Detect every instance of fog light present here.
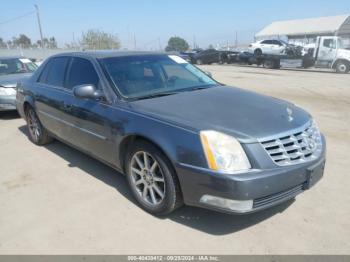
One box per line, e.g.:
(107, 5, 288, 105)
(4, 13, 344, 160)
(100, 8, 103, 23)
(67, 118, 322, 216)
(200, 195, 253, 212)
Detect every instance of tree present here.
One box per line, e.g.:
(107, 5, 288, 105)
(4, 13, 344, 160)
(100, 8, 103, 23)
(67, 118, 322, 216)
(80, 29, 121, 50)
(165, 36, 189, 52)
(14, 34, 31, 48)
(0, 38, 6, 48)
(49, 37, 57, 48)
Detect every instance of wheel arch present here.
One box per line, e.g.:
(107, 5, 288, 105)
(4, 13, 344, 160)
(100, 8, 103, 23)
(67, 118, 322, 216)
(332, 59, 350, 69)
(20, 96, 35, 118)
(119, 134, 175, 175)
(119, 133, 184, 198)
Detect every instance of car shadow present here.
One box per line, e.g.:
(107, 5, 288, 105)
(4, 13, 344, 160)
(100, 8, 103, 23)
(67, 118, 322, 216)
(0, 110, 20, 119)
(18, 125, 294, 236)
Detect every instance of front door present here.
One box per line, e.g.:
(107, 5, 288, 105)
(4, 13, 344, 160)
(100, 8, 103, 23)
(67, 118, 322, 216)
(64, 57, 116, 165)
(317, 38, 337, 67)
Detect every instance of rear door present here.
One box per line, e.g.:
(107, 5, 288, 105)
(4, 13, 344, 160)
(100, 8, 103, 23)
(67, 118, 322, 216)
(35, 56, 74, 140)
(64, 57, 116, 164)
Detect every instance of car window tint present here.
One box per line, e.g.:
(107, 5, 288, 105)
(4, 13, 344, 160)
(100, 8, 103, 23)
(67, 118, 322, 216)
(264, 40, 275, 45)
(272, 40, 281, 45)
(38, 60, 52, 83)
(67, 58, 99, 89)
(45, 57, 69, 87)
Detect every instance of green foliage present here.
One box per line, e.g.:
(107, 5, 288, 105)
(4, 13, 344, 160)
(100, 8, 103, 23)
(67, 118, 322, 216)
(165, 36, 189, 52)
(81, 29, 121, 50)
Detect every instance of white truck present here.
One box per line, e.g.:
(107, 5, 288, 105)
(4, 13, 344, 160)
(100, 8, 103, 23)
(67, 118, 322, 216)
(250, 36, 350, 73)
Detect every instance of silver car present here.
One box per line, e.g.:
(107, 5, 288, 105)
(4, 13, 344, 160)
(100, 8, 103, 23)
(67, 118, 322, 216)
(0, 56, 37, 111)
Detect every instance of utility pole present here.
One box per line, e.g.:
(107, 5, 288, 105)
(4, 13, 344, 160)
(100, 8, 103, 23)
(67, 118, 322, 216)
(34, 5, 44, 48)
(235, 31, 238, 48)
(133, 33, 136, 50)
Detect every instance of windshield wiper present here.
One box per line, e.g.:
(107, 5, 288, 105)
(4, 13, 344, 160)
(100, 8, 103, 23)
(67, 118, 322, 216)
(185, 84, 217, 92)
(131, 91, 180, 101)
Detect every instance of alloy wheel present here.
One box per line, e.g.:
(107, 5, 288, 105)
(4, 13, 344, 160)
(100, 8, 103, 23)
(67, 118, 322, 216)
(27, 109, 41, 142)
(130, 151, 166, 206)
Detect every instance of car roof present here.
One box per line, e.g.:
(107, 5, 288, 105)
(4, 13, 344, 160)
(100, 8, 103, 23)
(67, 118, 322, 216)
(51, 51, 168, 59)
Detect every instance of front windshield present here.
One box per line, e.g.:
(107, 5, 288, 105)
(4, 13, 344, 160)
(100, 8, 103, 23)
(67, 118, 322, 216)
(100, 54, 217, 99)
(0, 58, 38, 75)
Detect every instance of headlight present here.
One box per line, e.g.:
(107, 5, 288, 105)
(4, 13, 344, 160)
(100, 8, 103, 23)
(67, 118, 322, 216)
(200, 130, 251, 173)
(0, 87, 16, 96)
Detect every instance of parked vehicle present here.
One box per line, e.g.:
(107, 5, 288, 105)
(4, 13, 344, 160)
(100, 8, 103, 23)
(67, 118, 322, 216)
(192, 49, 235, 65)
(249, 39, 288, 56)
(17, 52, 326, 215)
(248, 36, 350, 73)
(0, 56, 37, 111)
(227, 51, 254, 64)
(179, 51, 200, 63)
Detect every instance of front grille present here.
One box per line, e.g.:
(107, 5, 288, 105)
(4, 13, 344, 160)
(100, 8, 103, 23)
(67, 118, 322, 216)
(260, 121, 322, 166)
(253, 184, 304, 209)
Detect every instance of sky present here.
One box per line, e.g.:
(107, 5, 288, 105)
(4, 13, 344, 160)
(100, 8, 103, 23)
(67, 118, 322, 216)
(0, 0, 349, 49)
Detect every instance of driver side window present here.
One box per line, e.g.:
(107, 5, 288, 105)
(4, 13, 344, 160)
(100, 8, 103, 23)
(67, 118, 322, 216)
(66, 58, 100, 90)
(323, 39, 335, 49)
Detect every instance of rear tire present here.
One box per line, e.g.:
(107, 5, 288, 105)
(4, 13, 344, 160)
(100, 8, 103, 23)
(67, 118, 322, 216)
(335, 61, 349, 74)
(125, 141, 183, 215)
(25, 106, 53, 145)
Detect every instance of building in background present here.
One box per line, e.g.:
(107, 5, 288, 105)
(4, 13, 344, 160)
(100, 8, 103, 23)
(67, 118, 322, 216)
(255, 14, 350, 47)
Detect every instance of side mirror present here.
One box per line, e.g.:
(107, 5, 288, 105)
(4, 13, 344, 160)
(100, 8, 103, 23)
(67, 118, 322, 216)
(73, 84, 104, 100)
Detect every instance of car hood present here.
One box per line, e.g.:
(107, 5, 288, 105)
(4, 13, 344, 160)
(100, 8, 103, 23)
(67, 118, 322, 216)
(0, 73, 32, 87)
(130, 86, 311, 142)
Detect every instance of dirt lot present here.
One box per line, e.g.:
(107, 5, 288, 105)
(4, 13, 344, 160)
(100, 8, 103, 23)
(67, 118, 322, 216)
(0, 65, 349, 254)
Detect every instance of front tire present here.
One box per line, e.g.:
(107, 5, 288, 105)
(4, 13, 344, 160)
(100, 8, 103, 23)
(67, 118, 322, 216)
(25, 106, 53, 145)
(254, 48, 262, 56)
(126, 141, 183, 215)
(335, 61, 349, 74)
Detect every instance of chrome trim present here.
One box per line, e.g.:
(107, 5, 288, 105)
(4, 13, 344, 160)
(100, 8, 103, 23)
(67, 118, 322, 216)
(257, 120, 312, 142)
(38, 110, 107, 140)
(259, 120, 323, 166)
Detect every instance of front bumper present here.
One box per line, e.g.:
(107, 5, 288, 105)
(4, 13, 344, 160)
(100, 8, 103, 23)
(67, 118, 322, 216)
(0, 95, 17, 111)
(175, 137, 326, 214)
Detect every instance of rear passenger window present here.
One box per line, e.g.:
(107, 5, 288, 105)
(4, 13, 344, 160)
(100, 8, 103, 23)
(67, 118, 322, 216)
(66, 58, 99, 89)
(38, 61, 52, 83)
(45, 57, 69, 87)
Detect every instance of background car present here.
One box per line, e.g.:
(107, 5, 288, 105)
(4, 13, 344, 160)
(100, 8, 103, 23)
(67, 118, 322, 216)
(249, 39, 303, 57)
(192, 49, 221, 64)
(0, 56, 37, 111)
(249, 39, 288, 56)
(227, 51, 255, 64)
(192, 49, 237, 65)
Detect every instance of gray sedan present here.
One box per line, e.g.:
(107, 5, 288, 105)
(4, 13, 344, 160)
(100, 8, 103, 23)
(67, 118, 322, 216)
(16, 52, 326, 215)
